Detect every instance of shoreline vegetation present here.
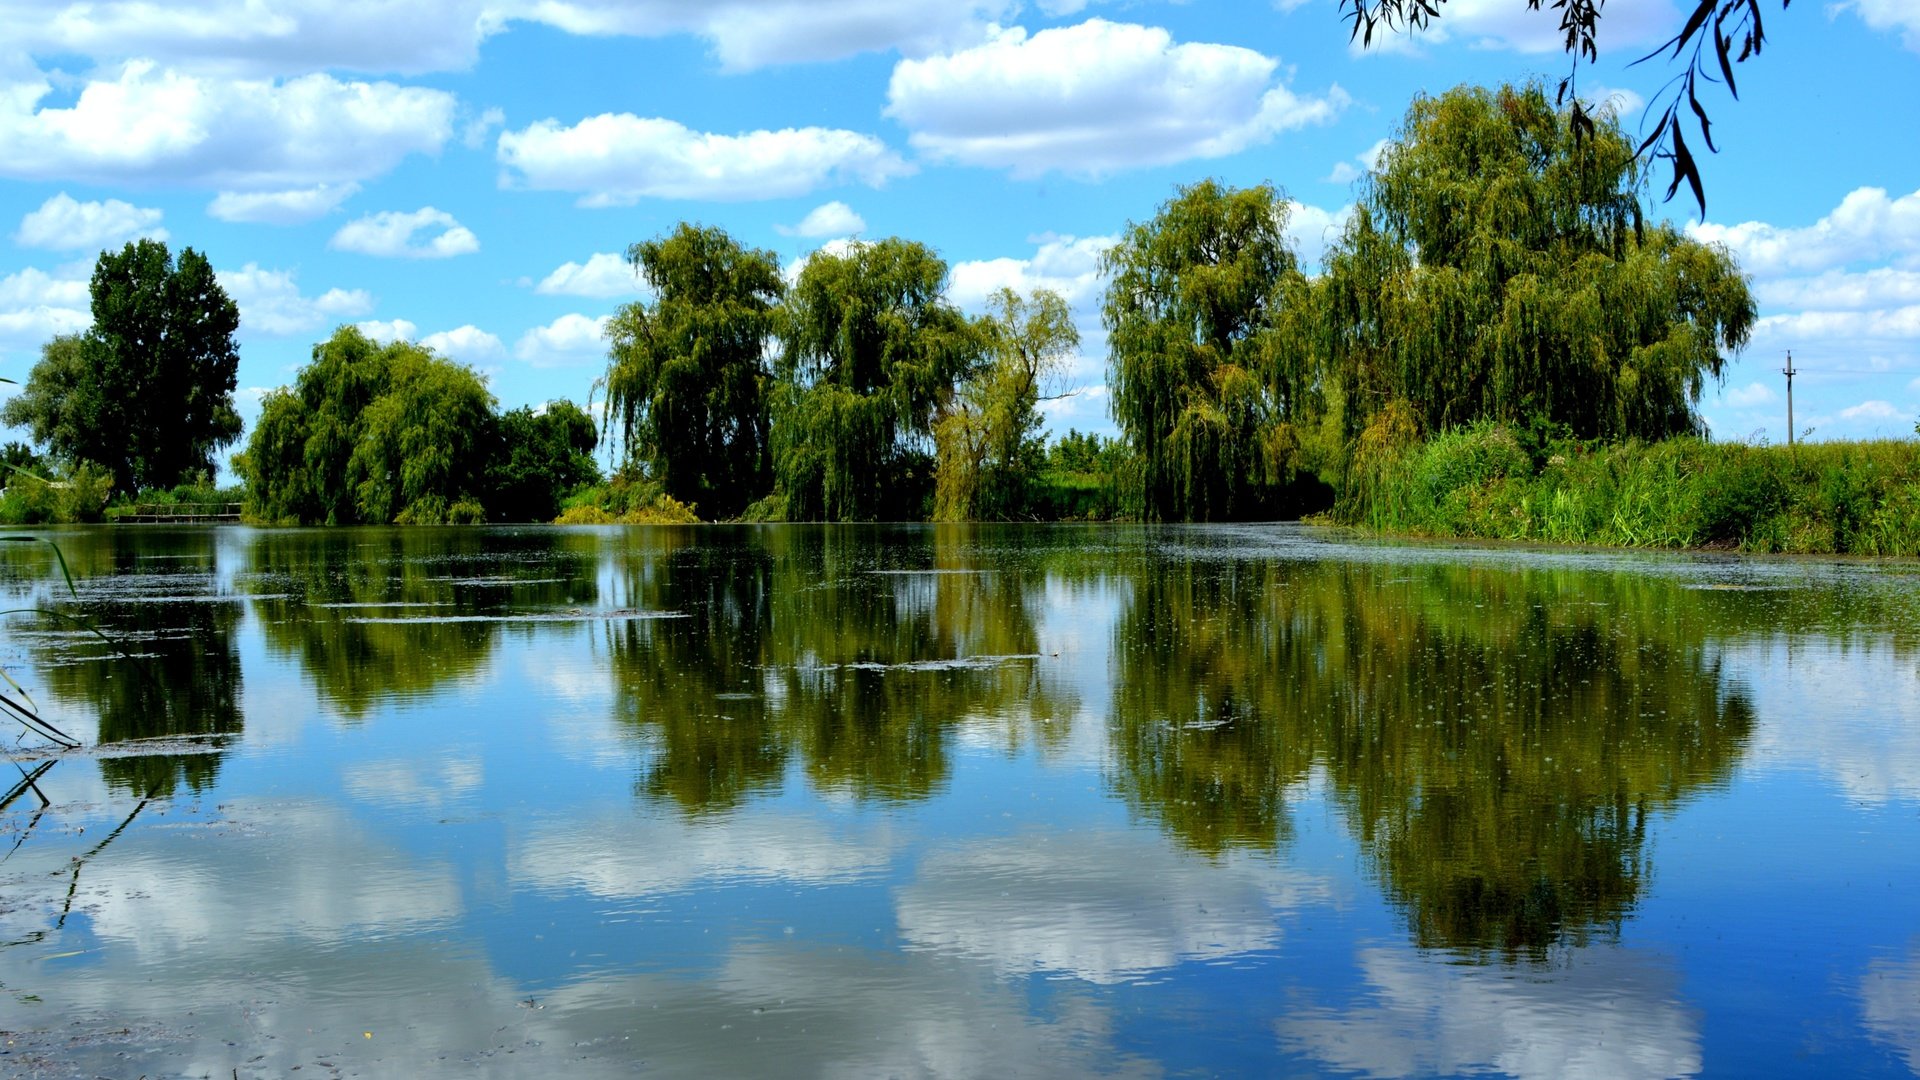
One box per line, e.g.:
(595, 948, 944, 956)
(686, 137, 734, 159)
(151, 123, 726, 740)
(4, 83, 1916, 558)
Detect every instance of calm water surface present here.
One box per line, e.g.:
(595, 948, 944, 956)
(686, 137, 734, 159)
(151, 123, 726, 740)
(1, 524, 1917, 1078)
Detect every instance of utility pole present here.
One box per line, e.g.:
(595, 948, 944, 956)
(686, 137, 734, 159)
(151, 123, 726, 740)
(1783, 350, 1796, 446)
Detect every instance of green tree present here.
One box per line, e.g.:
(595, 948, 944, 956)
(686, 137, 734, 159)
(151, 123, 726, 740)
(933, 287, 1078, 521)
(1103, 180, 1309, 521)
(772, 238, 981, 521)
(488, 400, 602, 521)
(237, 326, 496, 524)
(1307, 83, 1756, 469)
(603, 224, 784, 519)
(1, 241, 242, 492)
(1340, 0, 1787, 213)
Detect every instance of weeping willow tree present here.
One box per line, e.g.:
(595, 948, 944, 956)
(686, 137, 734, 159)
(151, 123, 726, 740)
(1103, 180, 1311, 522)
(1306, 83, 1757, 469)
(933, 287, 1077, 521)
(602, 223, 784, 520)
(772, 238, 981, 521)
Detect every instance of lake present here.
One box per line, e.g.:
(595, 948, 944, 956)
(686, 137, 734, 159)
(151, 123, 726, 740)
(1, 523, 1917, 1078)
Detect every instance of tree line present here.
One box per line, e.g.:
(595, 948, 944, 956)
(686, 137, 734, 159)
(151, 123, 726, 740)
(2, 83, 1759, 525)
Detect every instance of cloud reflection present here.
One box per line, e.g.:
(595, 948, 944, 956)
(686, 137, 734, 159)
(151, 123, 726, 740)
(1278, 946, 1701, 1080)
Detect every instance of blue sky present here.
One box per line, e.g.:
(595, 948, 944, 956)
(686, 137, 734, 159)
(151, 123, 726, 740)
(0, 0, 1915, 475)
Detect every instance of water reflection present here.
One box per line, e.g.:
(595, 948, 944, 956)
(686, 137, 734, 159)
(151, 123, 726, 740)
(248, 528, 600, 717)
(1108, 560, 1756, 957)
(602, 526, 1077, 807)
(16, 532, 242, 795)
(1278, 945, 1701, 1079)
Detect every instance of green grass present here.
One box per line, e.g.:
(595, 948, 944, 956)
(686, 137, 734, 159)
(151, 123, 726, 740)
(1340, 423, 1920, 556)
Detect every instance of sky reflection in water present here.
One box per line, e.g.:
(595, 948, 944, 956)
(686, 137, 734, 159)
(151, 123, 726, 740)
(0, 524, 1916, 1078)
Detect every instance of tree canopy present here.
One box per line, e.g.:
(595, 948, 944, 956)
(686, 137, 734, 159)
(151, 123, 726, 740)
(1304, 83, 1755, 463)
(603, 224, 783, 520)
(933, 287, 1077, 521)
(1339, 0, 1789, 213)
(773, 238, 981, 521)
(1, 239, 242, 492)
(1102, 179, 1308, 521)
(239, 326, 498, 524)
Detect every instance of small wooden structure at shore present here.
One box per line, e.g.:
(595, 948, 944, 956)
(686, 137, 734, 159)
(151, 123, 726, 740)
(115, 502, 244, 525)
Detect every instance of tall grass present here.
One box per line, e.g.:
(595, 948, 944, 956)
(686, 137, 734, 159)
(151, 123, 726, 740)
(1340, 422, 1920, 556)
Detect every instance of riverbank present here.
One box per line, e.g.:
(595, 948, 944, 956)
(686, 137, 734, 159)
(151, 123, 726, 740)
(1340, 425, 1920, 556)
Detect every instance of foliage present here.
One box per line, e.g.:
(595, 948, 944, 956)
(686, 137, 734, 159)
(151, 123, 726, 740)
(1103, 180, 1309, 521)
(236, 326, 497, 524)
(556, 470, 701, 523)
(603, 224, 783, 520)
(0, 241, 242, 493)
(1034, 430, 1131, 521)
(934, 288, 1078, 520)
(1305, 83, 1756, 481)
(489, 400, 601, 522)
(1338, 0, 1788, 214)
(1341, 427, 1920, 555)
(773, 238, 981, 521)
(0, 460, 114, 525)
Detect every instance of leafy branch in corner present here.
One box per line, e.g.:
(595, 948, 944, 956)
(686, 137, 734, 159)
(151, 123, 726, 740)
(1339, 0, 1790, 215)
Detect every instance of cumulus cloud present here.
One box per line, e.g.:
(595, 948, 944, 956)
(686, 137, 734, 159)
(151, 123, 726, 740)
(1755, 307, 1920, 342)
(513, 0, 1016, 71)
(14, 192, 166, 251)
(0, 263, 92, 355)
(218, 263, 373, 336)
(1839, 0, 1920, 51)
(514, 312, 609, 367)
(948, 233, 1115, 311)
(1287, 200, 1354, 273)
(1350, 0, 1678, 55)
(355, 319, 418, 345)
(0, 61, 456, 192)
(535, 252, 645, 298)
(1723, 382, 1778, 407)
(886, 20, 1348, 176)
(1839, 399, 1902, 421)
(207, 182, 359, 225)
(497, 115, 911, 205)
(330, 207, 480, 259)
(422, 324, 507, 364)
(1754, 268, 1920, 312)
(776, 200, 866, 238)
(1690, 187, 1920, 276)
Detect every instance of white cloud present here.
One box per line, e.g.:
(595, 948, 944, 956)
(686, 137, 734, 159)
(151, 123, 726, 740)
(1839, 0, 1920, 52)
(422, 324, 507, 364)
(498, 116, 911, 205)
(1581, 84, 1646, 118)
(886, 20, 1348, 176)
(14, 192, 166, 251)
(514, 312, 609, 367)
(1358, 137, 1391, 171)
(461, 105, 506, 149)
(1327, 138, 1392, 185)
(207, 182, 359, 225)
(776, 200, 866, 238)
(0, 61, 456, 191)
(0, 263, 92, 355)
(1755, 307, 1920, 342)
(1287, 200, 1354, 273)
(1753, 267, 1920, 311)
(1723, 382, 1778, 407)
(1839, 399, 1902, 421)
(1862, 942, 1920, 1072)
(1324, 161, 1361, 184)
(218, 263, 374, 337)
(330, 207, 479, 259)
(1353, 0, 1679, 54)
(948, 233, 1115, 311)
(534, 252, 645, 298)
(1690, 187, 1920, 276)
(780, 237, 861, 287)
(512, 0, 1016, 71)
(355, 318, 419, 345)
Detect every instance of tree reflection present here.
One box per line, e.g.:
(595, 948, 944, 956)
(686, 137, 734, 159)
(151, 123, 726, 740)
(601, 525, 1077, 808)
(23, 537, 240, 797)
(250, 528, 599, 717)
(1107, 558, 1756, 957)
